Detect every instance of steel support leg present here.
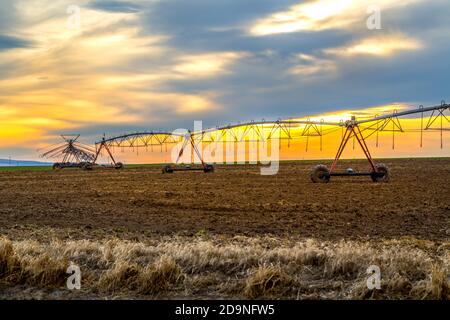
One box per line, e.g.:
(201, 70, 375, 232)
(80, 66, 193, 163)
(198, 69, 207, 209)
(190, 135, 207, 168)
(175, 136, 191, 164)
(354, 125, 377, 172)
(93, 141, 117, 165)
(330, 124, 377, 173)
(330, 126, 353, 172)
(103, 143, 117, 165)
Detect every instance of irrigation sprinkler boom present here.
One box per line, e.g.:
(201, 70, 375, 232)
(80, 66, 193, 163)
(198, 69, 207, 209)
(92, 101, 449, 181)
(94, 119, 335, 173)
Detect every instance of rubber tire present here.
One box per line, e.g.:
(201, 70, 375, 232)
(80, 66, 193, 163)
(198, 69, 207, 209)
(162, 165, 174, 174)
(311, 165, 330, 183)
(371, 163, 390, 183)
(83, 163, 93, 171)
(115, 162, 124, 170)
(203, 164, 214, 173)
(52, 163, 61, 170)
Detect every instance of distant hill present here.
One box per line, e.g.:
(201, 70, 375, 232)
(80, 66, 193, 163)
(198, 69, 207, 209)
(0, 158, 52, 167)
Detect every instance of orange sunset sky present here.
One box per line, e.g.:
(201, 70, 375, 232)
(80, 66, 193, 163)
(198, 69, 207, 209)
(0, 0, 449, 163)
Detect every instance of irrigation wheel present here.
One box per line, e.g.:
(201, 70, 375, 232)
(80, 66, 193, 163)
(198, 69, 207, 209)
(371, 163, 390, 183)
(82, 163, 93, 171)
(311, 165, 330, 183)
(162, 165, 174, 174)
(115, 162, 124, 170)
(52, 163, 61, 170)
(203, 164, 214, 173)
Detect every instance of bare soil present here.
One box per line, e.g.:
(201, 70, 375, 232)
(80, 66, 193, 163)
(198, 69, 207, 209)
(0, 159, 449, 242)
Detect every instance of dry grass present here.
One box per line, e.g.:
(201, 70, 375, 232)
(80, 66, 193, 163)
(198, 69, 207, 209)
(0, 237, 68, 287)
(138, 256, 184, 294)
(98, 255, 183, 295)
(0, 239, 20, 281)
(99, 261, 141, 292)
(0, 236, 448, 299)
(244, 265, 293, 298)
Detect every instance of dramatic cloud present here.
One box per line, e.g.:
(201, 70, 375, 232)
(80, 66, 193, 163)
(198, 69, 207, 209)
(0, 35, 33, 51)
(324, 34, 423, 56)
(0, 0, 449, 160)
(249, 0, 422, 35)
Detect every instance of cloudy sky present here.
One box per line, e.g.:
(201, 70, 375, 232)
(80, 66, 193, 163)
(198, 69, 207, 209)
(0, 0, 449, 161)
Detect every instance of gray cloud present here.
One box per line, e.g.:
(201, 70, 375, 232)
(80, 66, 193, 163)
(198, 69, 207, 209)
(0, 1, 18, 32)
(89, 0, 145, 13)
(143, 0, 294, 31)
(0, 34, 33, 51)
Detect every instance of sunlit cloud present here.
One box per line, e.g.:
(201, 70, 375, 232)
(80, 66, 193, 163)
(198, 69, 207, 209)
(121, 92, 219, 114)
(298, 103, 411, 123)
(249, 0, 421, 36)
(325, 35, 422, 56)
(250, 0, 352, 35)
(173, 52, 247, 78)
(290, 53, 336, 77)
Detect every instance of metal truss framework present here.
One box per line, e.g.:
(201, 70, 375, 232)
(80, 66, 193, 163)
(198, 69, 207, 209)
(92, 101, 449, 180)
(39, 135, 96, 169)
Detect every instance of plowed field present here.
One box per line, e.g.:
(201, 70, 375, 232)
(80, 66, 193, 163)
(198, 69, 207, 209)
(1, 159, 449, 242)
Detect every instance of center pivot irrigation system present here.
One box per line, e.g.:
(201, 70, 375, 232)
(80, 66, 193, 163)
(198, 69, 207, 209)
(39, 135, 123, 170)
(41, 102, 450, 182)
(39, 135, 96, 169)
